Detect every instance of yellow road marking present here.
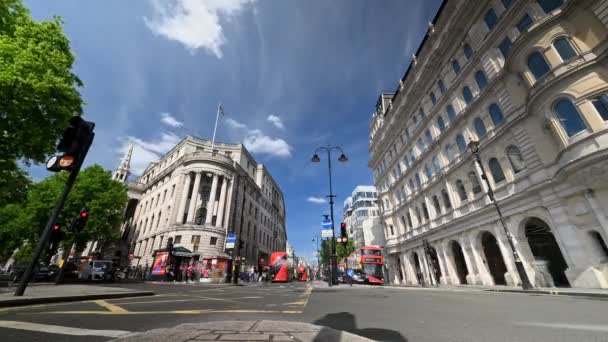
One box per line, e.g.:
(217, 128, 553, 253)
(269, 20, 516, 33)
(40, 309, 301, 315)
(285, 301, 306, 306)
(93, 300, 129, 313)
(193, 295, 240, 304)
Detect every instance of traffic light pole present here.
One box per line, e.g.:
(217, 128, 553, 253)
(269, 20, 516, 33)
(14, 129, 94, 296)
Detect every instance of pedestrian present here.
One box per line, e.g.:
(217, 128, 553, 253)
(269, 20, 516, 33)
(187, 262, 193, 283)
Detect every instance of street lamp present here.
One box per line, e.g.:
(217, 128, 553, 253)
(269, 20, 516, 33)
(467, 138, 533, 290)
(311, 145, 348, 286)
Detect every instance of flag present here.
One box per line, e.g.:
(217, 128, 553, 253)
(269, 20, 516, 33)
(219, 104, 225, 117)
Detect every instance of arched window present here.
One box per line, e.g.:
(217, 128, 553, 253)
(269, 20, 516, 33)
(488, 158, 506, 183)
(438, 79, 446, 94)
(484, 8, 498, 30)
(489, 103, 505, 126)
(537, 0, 564, 13)
(506, 145, 526, 173)
(441, 189, 452, 209)
(424, 163, 432, 178)
(430, 92, 437, 105)
(591, 93, 608, 121)
(415, 173, 422, 188)
(432, 156, 441, 174)
(425, 129, 433, 145)
(456, 134, 467, 154)
(464, 44, 473, 60)
(475, 70, 488, 91)
(417, 138, 426, 152)
(422, 203, 430, 220)
(432, 196, 441, 214)
(445, 144, 455, 162)
(468, 171, 482, 194)
(554, 98, 588, 137)
(447, 105, 456, 122)
(437, 116, 446, 131)
(553, 37, 577, 62)
(474, 117, 487, 138)
(456, 180, 468, 201)
(452, 59, 461, 75)
(527, 51, 551, 80)
(462, 86, 473, 105)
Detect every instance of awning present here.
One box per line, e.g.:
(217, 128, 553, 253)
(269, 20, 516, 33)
(171, 246, 194, 257)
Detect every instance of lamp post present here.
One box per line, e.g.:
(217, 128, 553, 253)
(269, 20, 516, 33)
(422, 239, 437, 287)
(311, 145, 348, 286)
(467, 139, 532, 290)
(312, 236, 320, 279)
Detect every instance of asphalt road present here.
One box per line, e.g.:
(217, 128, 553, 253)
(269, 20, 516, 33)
(1, 282, 608, 342)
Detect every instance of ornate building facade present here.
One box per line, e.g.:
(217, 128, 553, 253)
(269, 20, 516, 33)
(369, 0, 608, 288)
(122, 136, 287, 268)
(343, 186, 384, 248)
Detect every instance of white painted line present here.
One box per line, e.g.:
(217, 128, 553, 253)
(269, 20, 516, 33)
(0, 320, 132, 337)
(515, 322, 608, 333)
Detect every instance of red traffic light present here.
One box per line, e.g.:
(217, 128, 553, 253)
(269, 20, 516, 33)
(53, 224, 60, 231)
(340, 222, 346, 229)
(80, 211, 88, 218)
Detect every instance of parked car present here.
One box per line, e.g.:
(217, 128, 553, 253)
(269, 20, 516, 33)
(9, 262, 53, 282)
(351, 270, 368, 284)
(78, 260, 113, 281)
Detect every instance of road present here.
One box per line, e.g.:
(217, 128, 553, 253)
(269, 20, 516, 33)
(1, 282, 608, 341)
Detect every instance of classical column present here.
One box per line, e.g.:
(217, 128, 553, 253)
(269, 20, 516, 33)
(440, 241, 458, 285)
(215, 177, 229, 228)
(466, 234, 492, 286)
(584, 189, 608, 238)
(434, 243, 449, 285)
(206, 173, 219, 224)
(175, 173, 191, 224)
(493, 224, 521, 286)
(222, 178, 234, 231)
(459, 235, 479, 285)
(186, 172, 202, 223)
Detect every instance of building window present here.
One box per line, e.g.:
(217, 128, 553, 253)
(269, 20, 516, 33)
(447, 105, 456, 122)
(537, 0, 564, 13)
(527, 51, 551, 80)
(174, 235, 182, 244)
(406, 213, 413, 228)
(171, 184, 176, 198)
(441, 189, 452, 209)
(463, 44, 473, 60)
(415, 173, 422, 189)
(415, 207, 422, 223)
(475, 70, 488, 91)
(430, 92, 437, 105)
(474, 117, 487, 138)
(484, 8, 498, 30)
(469, 171, 482, 194)
(432, 156, 441, 174)
(425, 129, 433, 145)
(456, 180, 468, 201)
(553, 98, 588, 137)
(516, 14, 533, 33)
(489, 158, 506, 183)
(489, 103, 505, 126)
(452, 59, 461, 75)
(422, 203, 430, 220)
(404, 156, 410, 168)
(462, 86, 473, 105)
(432, 196, 441, 214)
(501, 0, 513, 9)
(389, 225, 394, 235)
(410, 153, 416, 165)
(192, 235, 200, 252)
(591, 93, 608, 121)
(425, 163, 433, 179)
(445, 144, 455, 162)
(456, 134, 467, 154)
(438, 79, 446, 94)
(437, 116, 446, 131)
(210, 236, 217, 245)
(419, 107, 426, 118)
(506, 145, 526, 173)
(409, 179, 415, 192)
(553, 37, 577, 62)
(417, 138, 426, 152)
(498, 37, 512, 58)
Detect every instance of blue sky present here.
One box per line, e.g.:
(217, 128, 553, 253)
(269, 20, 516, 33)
(25, 0, 442, 261)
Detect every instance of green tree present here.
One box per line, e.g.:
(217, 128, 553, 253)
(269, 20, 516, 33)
(0, 165, 128, 259)
(0, 160, 31, 206)
(319, 238, 357, 267)
(0, 0, 84, 166)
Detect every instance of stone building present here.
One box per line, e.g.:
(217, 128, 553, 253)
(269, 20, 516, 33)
(122, 136, 287, 269)
(343, 186, 384, 248)
(369, 0, 608, 288)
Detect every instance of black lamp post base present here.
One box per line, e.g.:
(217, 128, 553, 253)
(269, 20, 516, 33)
(514, 260, 533, 290)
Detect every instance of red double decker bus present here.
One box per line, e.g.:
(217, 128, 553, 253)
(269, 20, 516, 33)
(358, 246, 384, 284)
(269, 252, 290, 282)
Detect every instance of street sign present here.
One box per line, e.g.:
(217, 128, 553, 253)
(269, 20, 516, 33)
(321, 229, 333, 238)
(226, 233, 236, 249)
(322, 217, 332, 229)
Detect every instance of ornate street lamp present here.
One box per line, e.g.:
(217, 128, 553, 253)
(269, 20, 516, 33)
(468, 138, 532, 290)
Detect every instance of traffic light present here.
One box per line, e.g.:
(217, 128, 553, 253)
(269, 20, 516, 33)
(238, 240, 245, 249)
(47, 116, 96, 172)
(340, 222, 348, 244)
(50, 224, 64, 249)
(71, 207, 89, 233)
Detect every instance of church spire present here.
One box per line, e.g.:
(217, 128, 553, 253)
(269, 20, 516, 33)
(113, 142, 133, 184)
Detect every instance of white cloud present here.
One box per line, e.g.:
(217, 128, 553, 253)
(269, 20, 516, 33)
(224, 118, 292, 158)
(307, 196, 326, 204)
(160, 112, 183, 127)
(266, 114, 284, 129)
(118, 132, 182, 175)
(144, 0, 255, 58)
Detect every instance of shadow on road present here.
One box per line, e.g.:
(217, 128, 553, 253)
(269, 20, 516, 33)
(313, 312, 407, 342)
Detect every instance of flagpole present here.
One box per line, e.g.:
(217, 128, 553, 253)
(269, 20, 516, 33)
(211, 103, 221, 151)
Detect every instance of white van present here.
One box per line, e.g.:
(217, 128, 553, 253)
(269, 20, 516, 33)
(79, 260, 113, 281)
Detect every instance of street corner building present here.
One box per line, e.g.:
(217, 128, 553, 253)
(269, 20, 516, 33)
(369, 0, 608, 289)
(118, 136, 287, 273)
(343, 185, 385, 248)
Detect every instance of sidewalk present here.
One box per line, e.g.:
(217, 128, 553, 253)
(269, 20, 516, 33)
(386, 283, 608, 298)
(112, 320, 373, 342)
(0, 284, 154, 307)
